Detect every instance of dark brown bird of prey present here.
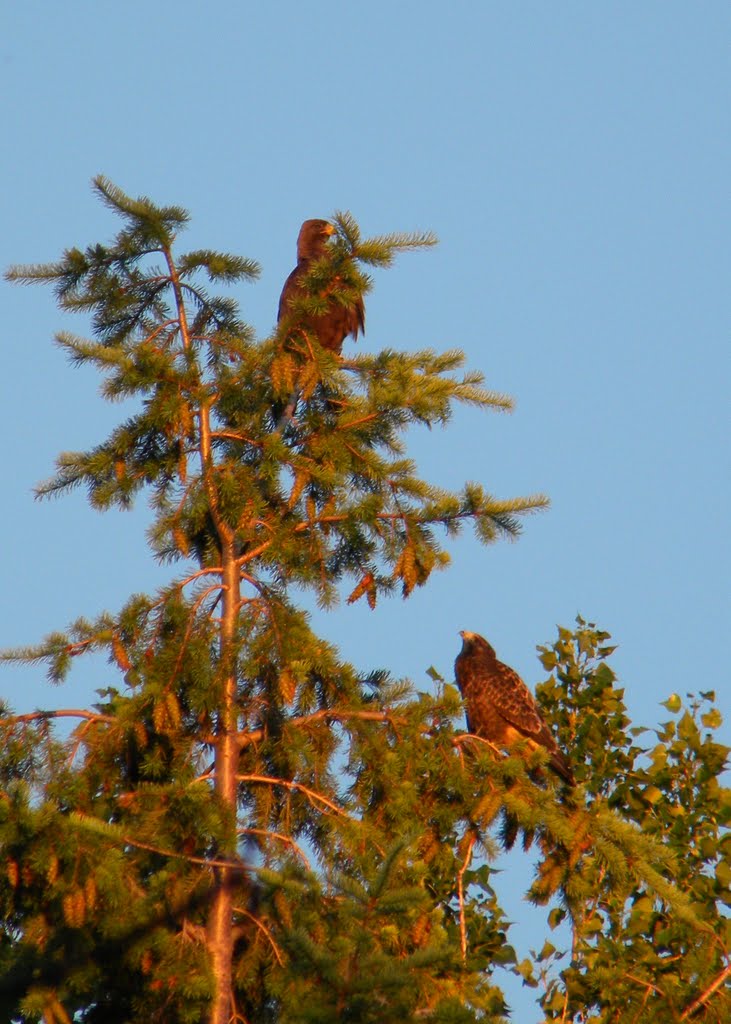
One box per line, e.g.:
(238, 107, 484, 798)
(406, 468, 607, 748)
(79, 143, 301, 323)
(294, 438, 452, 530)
(277, 218, 365, 355)
(455, 631, 574, 785)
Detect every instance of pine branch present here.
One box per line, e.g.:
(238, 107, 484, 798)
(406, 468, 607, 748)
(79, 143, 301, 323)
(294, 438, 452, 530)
(92, 174, 189, 243)
(178, 250, 261, 283)
(68, 811, 247, 871)
(332, 211, 438, 267)
(0, 709, 114, 728)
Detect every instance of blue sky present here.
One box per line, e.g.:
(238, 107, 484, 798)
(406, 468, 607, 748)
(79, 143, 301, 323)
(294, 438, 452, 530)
(2, 4, 729, 1019)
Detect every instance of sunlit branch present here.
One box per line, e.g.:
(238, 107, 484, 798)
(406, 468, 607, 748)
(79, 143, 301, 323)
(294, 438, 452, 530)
(169, 584, 223, 687)
(236, 540, 274, 566)
(0, 709, 114, 728)
(624, 973, 666, 999)
(457, 834, 476, 963)
(177, 568, 226, 588)
(237, 827, 310, 867)
(452, 733, 505, 760)
(232, 905, 285, 966)
(210, 430, 263, 448)
(235, 708, 404, 750)
(118, 835, 247, 871)
(67, 719, 99, 768)
(141, 318, 179, 347)
(236, 774, 349, 818)
(335, 412, 380, 431)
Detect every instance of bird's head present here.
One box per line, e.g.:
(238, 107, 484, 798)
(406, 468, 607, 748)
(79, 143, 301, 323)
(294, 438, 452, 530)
(458, 630, 496, 657)
(297, 219, 336, 260)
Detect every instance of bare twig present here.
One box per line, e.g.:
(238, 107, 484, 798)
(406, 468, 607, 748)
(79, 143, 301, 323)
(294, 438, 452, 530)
(168, 584, 222, 686)
(176, 567, 227, 587)
(210, 430, 263, 448)
(336, 412, 380, 431)
(119, 836, 246, 872)
(232, 905, 285, 966)
(67, 719, 97, 768)
(457, 834, 476, 963)
(142, 318, 179, 346)
(452, 733, 505, 760)
(236, 774, 349, 818)
(238, 827, 310, 868)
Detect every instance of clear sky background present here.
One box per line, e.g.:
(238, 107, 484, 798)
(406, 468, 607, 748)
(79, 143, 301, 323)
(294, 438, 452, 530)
(2, 4, 729, 1020)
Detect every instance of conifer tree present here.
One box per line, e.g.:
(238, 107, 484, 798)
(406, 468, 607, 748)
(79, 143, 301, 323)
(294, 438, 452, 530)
(1, 181, 728, 1024)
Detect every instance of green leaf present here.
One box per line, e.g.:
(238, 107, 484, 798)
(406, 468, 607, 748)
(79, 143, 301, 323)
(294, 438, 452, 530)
(539, 650, 557, 670)
(677, 711, 700, 744)
(701, 708, 723, 730)
(643, 785, 664, 805)
(515, 958, 537, 986)
(594, 663, 616, 687)
(662, 693, 682, 713)
(548, 907, 566, 930)
(536, 940, 557, 962)
(715, 861, 731, 889)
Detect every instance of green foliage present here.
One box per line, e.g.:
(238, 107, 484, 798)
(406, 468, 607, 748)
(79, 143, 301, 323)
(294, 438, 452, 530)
(533, 618, 730, 1022)
(2, 182, 728, 1024)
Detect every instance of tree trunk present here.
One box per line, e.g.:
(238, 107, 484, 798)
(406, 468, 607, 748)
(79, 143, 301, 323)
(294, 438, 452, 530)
(207, 544, 240, 1024)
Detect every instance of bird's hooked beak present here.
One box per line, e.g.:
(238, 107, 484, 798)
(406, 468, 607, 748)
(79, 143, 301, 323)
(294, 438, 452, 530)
(324, 223, 336, 236)
(459, 630, 477, 647)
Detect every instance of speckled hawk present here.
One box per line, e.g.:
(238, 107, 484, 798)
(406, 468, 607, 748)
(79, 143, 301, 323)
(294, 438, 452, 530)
(277, 218, 365, 354)
(454, 630, 574, 785)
